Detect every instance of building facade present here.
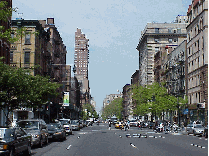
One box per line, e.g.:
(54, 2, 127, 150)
(74, 28, 90, 107)
(186, 0, 208, 125)
(136, 18, 188, 86)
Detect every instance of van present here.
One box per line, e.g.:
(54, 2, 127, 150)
(59, 119, 72, 135)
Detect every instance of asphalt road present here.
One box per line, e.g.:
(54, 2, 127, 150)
(31, 123, 208, 156)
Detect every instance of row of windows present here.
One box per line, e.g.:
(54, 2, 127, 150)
(10, 51, 30, 64)
(189, 92, 201, 104)
(11, 32, 31, 44)
(188, 75, 200, 89)
(154, 38, 178, 43)
(154, 28, 181, 34)
(188, 37, 204, 56)
(188, 55, 204, 72)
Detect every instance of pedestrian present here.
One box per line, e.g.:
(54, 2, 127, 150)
(127, 120, 130, 129)
(123, 121, 127, 131)
(137, 121, 140, 130)
(108, 120, 111, 130)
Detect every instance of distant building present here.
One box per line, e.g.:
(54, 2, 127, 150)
(186, 0, 208, 125)
(103, 94, 123, 108)
(136, 17, 188, 86)
(74, 28, 90, 107)
(122, 84, 132, 120)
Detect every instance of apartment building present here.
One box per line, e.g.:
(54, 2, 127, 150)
(136, 16, 188, 86)
(74, 28, 90, 106)
(186, 0, 208, 124)
(74, 28, 89, 80)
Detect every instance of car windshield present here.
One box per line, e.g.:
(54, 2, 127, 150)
(17, 121, 39, 130)
(60, 120, 69, 125)
(71, 120, 78, 124)
(0, 129, 15, 138)
(47, 124, 61, 130)
(194, 125, 203, 128)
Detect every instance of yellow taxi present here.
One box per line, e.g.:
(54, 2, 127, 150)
(115, 121, 124, 129)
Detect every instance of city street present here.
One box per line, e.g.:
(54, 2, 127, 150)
(31, 123, 208, 156)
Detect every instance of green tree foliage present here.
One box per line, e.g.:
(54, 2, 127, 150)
(102, 97, 123, 120)
(81, 103, 96, 120)
(132, 82, 188, 119)
(0, 58, 61, 125)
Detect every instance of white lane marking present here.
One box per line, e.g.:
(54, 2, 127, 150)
(66, 145, 71, 150)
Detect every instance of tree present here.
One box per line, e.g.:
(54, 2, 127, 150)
(0, 58, 61, 125)
(131, 82, 188, 121)
(81, 103, 96, 120)
(102, 97, 123, 120)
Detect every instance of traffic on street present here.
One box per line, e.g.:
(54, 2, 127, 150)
(28, 121, 207, 156)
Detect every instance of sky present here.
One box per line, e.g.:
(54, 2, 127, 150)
(12, 0, 192, 112)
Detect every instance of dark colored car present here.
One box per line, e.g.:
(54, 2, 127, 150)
(148, 121, 155, 129)
(47, 123, 66, 141)
(16, 119, 48, 147)
(0, 127, 32, 156)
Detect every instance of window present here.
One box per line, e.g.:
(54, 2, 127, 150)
(173, 30, 177, 33)
(24, 52, 30, 64)
(25, 33, 31, 44)
(10, 51, 13, 63)
(168, 38, 172, 43)
(177, 28, 181, 33)
(154, 38, 159, 42)
(155, 28, 159, 33)
(174, 38, 177, 42)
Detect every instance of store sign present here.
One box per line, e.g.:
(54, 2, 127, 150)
(63, 92, 69, 106)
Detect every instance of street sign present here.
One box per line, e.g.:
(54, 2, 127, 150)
(63, 92, 69, 106)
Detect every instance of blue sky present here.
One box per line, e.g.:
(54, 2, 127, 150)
(12, 0, 192, 112)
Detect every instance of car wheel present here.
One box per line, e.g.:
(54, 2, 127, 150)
(45, 136, 49, 145)
(39, 138, 43, 148)
(9, 148, 14, 156)
(193, 131, 196, 136)
(24, 143, 31, 156)
(64, 133, 66, 140)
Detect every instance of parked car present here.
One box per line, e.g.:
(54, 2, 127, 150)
(204, 126, 208, 138)
(59, 119, 72, 135)
(186, 124, 205, 136)
(71, 120, 80, 131)
(147, 121, 155, 129)
(129, 119, 138, 127)
(47, 123, 66, 141)
(16, 119, 48, 147)
(193, 124, 205, 136)
(0, 126, 32, 156)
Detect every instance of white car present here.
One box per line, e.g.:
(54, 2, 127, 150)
(59, 119, 72, 135)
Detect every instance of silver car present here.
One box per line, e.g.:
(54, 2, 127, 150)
(71, 120, 80, 131)
(186, 124, 205, 136)
(16, 119, 49, 147)
(193, 124, 205, 136)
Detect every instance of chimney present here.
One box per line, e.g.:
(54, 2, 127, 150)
(39, 20, 46, 27)
(47, 18, 54, 25)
